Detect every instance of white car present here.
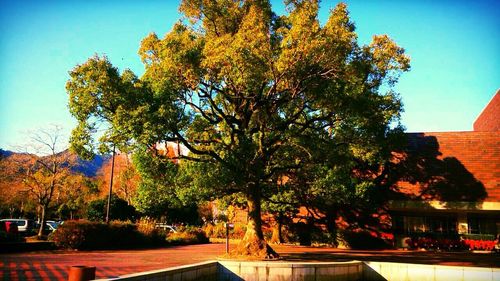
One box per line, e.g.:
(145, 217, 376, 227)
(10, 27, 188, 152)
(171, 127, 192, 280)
(0, 219, 36, 234)
(155, 223, 177, 233)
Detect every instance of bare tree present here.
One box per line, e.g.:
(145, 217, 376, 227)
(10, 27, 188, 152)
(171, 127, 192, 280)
(22, 125, 70, 237)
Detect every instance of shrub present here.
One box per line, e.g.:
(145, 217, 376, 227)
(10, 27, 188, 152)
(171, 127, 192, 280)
(463, 239, 496, 251)
(202, 222, 246, 239)
(136, 217, 167, 245)
(167, 226, 209, 245)
(49, 220, 161, 250)
(49, 221, 87, 249)
(406, 236, 466, 251)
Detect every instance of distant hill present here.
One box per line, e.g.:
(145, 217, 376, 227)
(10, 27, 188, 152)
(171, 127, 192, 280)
(0, 148, 110, 178)
(74, 154, 111, 177)
(0, 149, 14, 158)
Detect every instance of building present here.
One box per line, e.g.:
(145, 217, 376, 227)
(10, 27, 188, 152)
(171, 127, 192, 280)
(389, 90, 499, 244)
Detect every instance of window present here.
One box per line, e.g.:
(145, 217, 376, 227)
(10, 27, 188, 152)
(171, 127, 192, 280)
(391, 214, 457, 235)
(468, 216, 498, 235)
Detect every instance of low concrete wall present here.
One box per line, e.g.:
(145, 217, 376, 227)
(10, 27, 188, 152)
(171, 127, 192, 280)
(218, 260, 363, 281)
(95, 260, 500, 281)
(94, 261, 218, 281)
(364, 261, 500, 281)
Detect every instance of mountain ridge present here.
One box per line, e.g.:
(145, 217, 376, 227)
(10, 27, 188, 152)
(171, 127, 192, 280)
(0, 148, 110, 178)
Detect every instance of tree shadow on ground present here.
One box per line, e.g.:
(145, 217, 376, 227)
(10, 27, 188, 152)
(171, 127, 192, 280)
(280, 249, 500, 268)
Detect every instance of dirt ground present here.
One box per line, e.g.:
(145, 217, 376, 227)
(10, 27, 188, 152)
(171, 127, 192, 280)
(1, 243, 499, 281)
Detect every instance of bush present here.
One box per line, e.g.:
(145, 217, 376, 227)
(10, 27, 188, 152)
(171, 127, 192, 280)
(166, 226, 209, 245)
(136, 217, 167, 245)
(202, 222, 246, 239)
(49, 220, 161, 250)
(49, 221, 87, 249)
(463, 239, 495, 251)
(405, 236, 466, 251)
(50, 219, 209, 250)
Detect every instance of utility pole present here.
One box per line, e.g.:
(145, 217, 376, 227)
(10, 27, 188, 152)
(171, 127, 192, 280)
(105, 145, 116, 223)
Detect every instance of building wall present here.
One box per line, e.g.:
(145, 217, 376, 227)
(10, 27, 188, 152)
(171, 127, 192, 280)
(426, 131, 499, 202)
(473, 90, 500, 132)
(397, 131, 499, 202)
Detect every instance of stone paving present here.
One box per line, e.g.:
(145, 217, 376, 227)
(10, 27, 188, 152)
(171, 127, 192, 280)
(1, 243, 499, 281)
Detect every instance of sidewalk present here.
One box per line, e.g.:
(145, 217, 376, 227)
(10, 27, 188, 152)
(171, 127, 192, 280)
(1, 243, 498, 281)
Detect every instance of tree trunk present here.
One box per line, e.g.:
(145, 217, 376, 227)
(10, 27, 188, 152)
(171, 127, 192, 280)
(232, 184, 279, 259)
(38, 204, 47, 238)
(278, 211, 285, 244)
(326, 209, 339, 247)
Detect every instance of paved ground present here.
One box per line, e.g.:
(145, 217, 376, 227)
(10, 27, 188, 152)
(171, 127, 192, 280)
(1, 243, 499, 281)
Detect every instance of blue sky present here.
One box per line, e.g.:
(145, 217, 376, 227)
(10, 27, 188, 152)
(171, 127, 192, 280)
(1, 0, 499, 150)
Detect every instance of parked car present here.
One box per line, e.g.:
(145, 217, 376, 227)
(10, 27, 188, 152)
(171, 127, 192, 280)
(155, 223, 177, 233)
(0, 219, 36, 235)
(34, 220, 62, 233)
(45, 220, 62, 232)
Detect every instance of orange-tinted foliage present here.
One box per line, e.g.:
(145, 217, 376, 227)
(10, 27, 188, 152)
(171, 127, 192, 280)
(97, 153, 140, 204)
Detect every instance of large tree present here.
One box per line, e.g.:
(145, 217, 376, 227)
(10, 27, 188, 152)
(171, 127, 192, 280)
(67, 0, 409, 258)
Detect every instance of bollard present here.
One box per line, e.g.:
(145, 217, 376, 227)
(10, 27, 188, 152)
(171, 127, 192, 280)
(68, 266, 96, 281)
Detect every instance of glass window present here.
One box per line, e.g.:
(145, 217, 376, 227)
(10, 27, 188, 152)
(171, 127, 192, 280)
(393, 214, 457, 235)
(468, 216, 498, 235)
(406, 216, 427, 233)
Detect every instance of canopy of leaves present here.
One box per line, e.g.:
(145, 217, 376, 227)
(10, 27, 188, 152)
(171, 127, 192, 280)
(67, 0, 410, 242)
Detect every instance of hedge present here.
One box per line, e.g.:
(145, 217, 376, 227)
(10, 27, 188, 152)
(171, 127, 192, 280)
(49, 220, 165, 250)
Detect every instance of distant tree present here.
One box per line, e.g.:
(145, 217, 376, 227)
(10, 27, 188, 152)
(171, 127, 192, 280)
(116, 157, 139, 205)
(0, 150, 36, 217)
(22, 125, 71, 237)
(66, 1, 409, 258)
(66, 57, 143, 222)
(56, 174, 98, 220)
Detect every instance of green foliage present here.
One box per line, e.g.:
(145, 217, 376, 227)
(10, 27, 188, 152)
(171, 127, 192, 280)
(86, 195, 136, 221)
(67, 56, 148, 158)
(131, 147, 181, 217)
